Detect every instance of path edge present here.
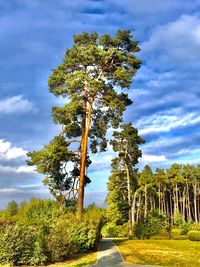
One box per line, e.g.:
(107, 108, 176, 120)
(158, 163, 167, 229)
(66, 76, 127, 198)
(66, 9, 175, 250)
(112, 239, 126, 263)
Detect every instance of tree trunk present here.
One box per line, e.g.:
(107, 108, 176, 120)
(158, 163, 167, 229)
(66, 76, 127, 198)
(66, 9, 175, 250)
(182, 186, 186, 221)
(77, 92, 94, 219)
(131, 190, 138, 226)
(163, 191, 166, 215)
(169, 190, 173, 225)
(186, 181, 191, 221)
(194, 183, 198, 223)
(125, 147, 133, 238)
(136, 194, 141, 223)
(158, 185, 161, 213)
(175, 183, 179, 213)
(144, 184, 147, 218)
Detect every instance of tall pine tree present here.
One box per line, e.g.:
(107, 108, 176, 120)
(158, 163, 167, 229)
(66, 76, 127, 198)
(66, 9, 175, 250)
(110, 123, 145, 237)
(28, 30, 141, 219)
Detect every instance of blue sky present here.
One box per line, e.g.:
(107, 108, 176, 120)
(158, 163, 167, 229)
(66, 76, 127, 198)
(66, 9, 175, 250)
(0, 0, 200, 208)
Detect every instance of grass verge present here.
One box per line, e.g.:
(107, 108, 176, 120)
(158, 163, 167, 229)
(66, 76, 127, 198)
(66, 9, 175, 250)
(0, 251, 97, 267)
(114, 239, 200, 267)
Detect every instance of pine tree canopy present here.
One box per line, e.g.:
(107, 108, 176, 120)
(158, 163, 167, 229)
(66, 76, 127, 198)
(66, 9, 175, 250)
(48, 30, 141, 151)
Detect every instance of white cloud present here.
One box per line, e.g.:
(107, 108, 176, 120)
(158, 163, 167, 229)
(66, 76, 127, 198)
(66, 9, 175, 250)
(0, 139, 27, 160)
(141, 136, 183, 151)
(137, 108, 200, 135)
(141, 15, 200, 67)
(0, 140, 11, 153)
(0, 188, 24, 193)
(0, 164, 35, 174)
(16, 166, 35, 173)
(5, 147, 27, 160)
(173, 148, 200, 157)
(0, 95, 36, 114)
(142, 154, 167, 163)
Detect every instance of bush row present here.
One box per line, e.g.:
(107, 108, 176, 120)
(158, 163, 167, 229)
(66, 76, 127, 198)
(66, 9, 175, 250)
(0, 213, 102, 266)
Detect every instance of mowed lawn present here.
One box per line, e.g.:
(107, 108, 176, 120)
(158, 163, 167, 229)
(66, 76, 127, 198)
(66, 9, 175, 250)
(114, 239, 200, 267)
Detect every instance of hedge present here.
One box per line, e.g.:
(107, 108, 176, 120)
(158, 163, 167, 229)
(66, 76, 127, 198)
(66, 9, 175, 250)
(0, 213, 102, 265)
(187, 230, 200, 241)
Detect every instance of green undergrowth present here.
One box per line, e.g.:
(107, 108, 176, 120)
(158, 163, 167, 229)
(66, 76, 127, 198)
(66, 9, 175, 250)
(0, 199, 104, 266)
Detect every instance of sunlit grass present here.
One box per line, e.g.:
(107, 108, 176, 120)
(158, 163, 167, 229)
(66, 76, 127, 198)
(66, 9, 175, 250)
(47, 252, 97, 267)
(114, 239, 200, 267)
(0, 252, 97, 267)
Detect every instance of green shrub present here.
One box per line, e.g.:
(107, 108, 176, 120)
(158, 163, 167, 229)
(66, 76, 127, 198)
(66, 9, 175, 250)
(0, 206, 103, 265)
(134, 210, 165, 239)
(73, 224, 96, 252)
(0, 224, 35, 265)
(30, 227, 48, 265)
(189, 223, 200, 232)
(17, 198, 59, 225)
(179, 221, 193, 235)
(102, 222, 128, 238)
(171, 228, 181, 239)
(5, 200, 18, 217)
(187, 230, 200, 241)
(47, 219, 77, 262)
(0, 218, 16, 226)
(175, 235, 187, 240)
(151, 227, 170, 240)
(0, 223, 49, 266)
(173, 211, 184, 227)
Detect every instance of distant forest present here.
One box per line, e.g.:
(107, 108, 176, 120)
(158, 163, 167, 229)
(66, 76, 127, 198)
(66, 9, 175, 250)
(107, 163, 200, 225)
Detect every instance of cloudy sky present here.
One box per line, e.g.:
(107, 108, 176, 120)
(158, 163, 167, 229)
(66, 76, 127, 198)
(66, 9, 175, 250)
(0, 0, 200, 208)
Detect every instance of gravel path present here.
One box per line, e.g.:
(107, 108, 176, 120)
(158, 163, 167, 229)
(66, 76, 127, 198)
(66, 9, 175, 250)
(90, 238, 162, 267)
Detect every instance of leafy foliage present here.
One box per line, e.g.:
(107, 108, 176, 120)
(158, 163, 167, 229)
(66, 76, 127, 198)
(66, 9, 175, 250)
(16, 197, 60, 225)
(27, 137, 80, 199)
(134, 210, 166, 239)
(5, 200, 18, 217)
(0, 199, 103, 265)
(102, 222, 128, 238)
(187, 230, 200, 241)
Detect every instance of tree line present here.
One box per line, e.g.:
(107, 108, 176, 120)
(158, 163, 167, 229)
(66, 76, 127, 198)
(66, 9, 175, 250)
(106, 163, 200, 237)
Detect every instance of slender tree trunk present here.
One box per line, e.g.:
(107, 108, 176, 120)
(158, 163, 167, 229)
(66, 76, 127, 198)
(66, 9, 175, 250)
(153, 197, 156, 210)
(194, 183, 198, 223)
(125, 146, 133, 238)
(77, 91, 94, 219)
(169, 190, 173, 225)
(158, 185, 161, 213)
(175, 183, 179, 213)
(166, 194, 170, 221)
(163, 191, 166, 215)
(144, 185, 147, 218)
(136, 194, 141, 223)
(131, 190, 138, 227)
(186, 181, 191, 221)
(182, 186, 186, 221)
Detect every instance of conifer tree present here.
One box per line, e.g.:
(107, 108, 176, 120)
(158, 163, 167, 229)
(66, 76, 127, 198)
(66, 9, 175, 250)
(110, 123, 145, 237)
(28, 30, 141, 219)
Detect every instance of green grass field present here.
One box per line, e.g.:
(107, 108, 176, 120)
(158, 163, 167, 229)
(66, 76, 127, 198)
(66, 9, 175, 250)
(114, 239, 200, 267)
